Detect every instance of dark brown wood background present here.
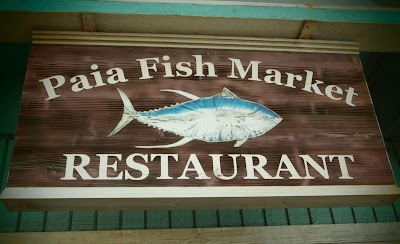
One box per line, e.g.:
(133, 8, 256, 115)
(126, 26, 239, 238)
(7, 45, 395, 187)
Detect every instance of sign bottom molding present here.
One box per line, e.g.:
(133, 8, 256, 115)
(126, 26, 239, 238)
(1, 185, 399, 211)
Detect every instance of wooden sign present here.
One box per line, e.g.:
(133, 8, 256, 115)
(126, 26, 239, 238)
(1, 31, 399, 211)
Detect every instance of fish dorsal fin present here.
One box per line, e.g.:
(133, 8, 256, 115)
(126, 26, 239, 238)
(219, 87, 238, 98)
(160, 89, 199, 100)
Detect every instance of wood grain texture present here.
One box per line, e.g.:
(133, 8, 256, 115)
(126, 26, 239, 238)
(2, 187, 399, 211)
(7, 44, 394, 187)
(1, 223, 400, 244)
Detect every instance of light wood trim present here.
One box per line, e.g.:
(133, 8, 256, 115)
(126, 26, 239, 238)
(32, 30, 359, 44)
(31, 30, 359, 54)
(1, 223, 400, 244)
(1, 185, 399, 211)
(2, 185, 399, 198)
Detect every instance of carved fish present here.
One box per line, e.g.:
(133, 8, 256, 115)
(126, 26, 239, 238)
(108, 88, 282, 148)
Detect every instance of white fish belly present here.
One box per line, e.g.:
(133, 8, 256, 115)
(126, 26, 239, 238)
(136, 108, 281, 142)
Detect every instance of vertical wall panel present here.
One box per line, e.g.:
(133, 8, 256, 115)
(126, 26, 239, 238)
(45, 212, 70, 232)
(0, 202, 18, 232)
(385, 139, 400, 186)
(242, 209, 265, 226)
(0, 138, 13, 193)
(97, 211, 120, 230)
(146, 210, 169, 229)
(374, 206, 398, 222)
(19, 212, 45, 232)
(218, 210, 242, 227)
(287, 208, 311, 225)
(195, 210, 218, 228)
(331, 208, 355, 224)
(0, 44, 29, 136)
(0, 139, 7, 192)
(170, 210, 193, 228)
(353, 207, 376, 223)
(265, 209, 288, 226)
(309, 208, 333, 224)
(121, 211, 145, 230)
(70, 211, 96, 231)
(394, 199, 400, 221)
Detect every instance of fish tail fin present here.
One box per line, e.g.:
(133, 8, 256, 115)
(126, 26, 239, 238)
(108, 88, 137, 137)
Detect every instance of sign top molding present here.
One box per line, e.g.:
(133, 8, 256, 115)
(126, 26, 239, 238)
(32, 30, 360, 55)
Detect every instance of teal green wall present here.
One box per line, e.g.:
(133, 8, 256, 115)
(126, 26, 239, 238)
(0, 45, 399, 232)
(1, 0, 400, 24)
(0, 44, 29, 136)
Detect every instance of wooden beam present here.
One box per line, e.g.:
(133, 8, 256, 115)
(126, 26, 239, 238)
(298, 20, 316, 39)
(0, 223, 400, 243)
(81, 13, 97, 32)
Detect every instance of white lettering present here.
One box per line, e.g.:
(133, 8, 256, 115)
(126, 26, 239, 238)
(243, 154, 274, 179)
(211, 154, 239, 180)
(137, 57, 159, 79)
(61, 154, 94, 180)
(125, 153, 149, 180)
(39, 75, 66, 100)
(97, 154, 123, 180)
(275, 154, 303, 179)
(329, 155, 354, 179)
(151, 154, 178, 179)
(228, 58, 261, 81)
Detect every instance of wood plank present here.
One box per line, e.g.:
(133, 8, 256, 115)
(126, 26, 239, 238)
(1, 223, 400, 244)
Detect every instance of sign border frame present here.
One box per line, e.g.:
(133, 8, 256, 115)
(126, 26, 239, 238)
(1, 31, 399, 211)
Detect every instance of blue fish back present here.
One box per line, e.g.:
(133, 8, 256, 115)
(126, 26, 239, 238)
(139, 96, 279, 118)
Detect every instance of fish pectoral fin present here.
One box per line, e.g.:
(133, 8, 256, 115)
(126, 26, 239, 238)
(135, 137, 194, 149)
(160, 89, 199, 100)
(219, 87, 238, 98)
(234, 138, 248, 147)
